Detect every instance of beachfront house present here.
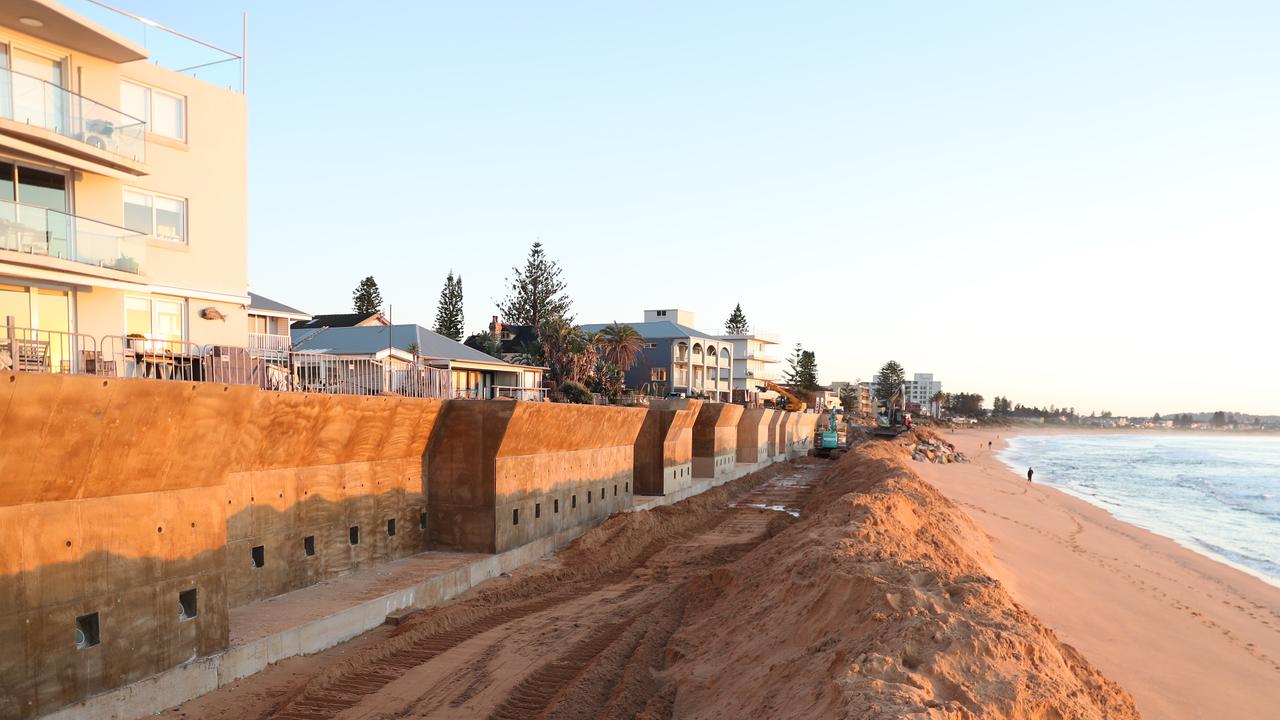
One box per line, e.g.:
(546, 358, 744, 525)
(580, 309, 734, 401)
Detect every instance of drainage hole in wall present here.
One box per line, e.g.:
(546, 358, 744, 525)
(178, 589, 197, 621)
(512, 508, 519, 525)
(572, 495, 577, 509)
(625, 482, 629, 493)
(535, 502, 541, 519)
(554, 498, 559, 513)
(349, 526, 360, 545)
(587, 491, 591, 504)
(418, 511, 427, 530)
(387, 518, 396, 536)
(75, 613, 100, 650)
(251, 545, 265, 568)
(613, 484, 617, 497)
(304, 535, 316, 556)
(65, 540, 72, 548)
(156, 526, 163, 534)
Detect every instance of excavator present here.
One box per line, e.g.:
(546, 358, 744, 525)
(815, 410, 845, 458)
(759, 380, 807, 412)
(872, 386, 912, 438)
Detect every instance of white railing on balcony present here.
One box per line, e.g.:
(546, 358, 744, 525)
(248, 332, 290, 357)
(0, 199, 148, 274)
(491, 385, 548, 401)
(0, 66, 147, 162)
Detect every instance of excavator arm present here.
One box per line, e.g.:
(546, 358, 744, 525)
(760, 380, 807, 412)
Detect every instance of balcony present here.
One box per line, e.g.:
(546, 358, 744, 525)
(248, 332, 291, 358)
(1, 66, 147, 171)
(0, 199, 148, 276)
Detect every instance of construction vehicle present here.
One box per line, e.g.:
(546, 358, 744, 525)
(872, 386, 912, 437)
(759, 380, 807, 412)
(815, 411, 845, 458)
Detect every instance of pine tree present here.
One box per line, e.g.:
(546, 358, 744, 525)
(352, 276, 383, 314)
(796, 350, 819, 391)
(724, 303, 750, 334)
(498, 242, 572, 327)
(433, 271, 465, 341)
(783, 343, 804, 386)
(874, 360, 906, 405)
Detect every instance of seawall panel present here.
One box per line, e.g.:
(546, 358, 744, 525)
(692, 403, 744, 480)
(632, 399, 701, 496)
(736, 408, 773, 464)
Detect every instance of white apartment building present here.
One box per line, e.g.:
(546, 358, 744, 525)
(717, 329, 781, 404)
(905, 372, 943, 415)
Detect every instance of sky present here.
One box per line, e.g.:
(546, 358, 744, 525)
(91, 1, 1280, 415)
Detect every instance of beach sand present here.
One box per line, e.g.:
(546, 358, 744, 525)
(915, 427, 1280, 719)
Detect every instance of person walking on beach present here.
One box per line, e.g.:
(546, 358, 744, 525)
(988, 440, 992, 450)
(1027, 467, 1034, 483)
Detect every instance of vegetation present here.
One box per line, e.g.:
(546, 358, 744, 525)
(352, 276, 383, 314)
(539, 317, 599, 387)
(433, 271, 465, 341)
(463, 331, 504, 359)
(498, 241, 573, 327)
(839, 385, 858, 412)
(783, 344, 819, 391)
(874, 360, 906, 405)
(724, 303, 750, 334)
(945, 393, 986, 418)
(558, 380, 593, 404)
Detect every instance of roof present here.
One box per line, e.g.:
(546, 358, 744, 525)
(579, 321, 721, 341)
(2, 0, 148, 63)
(496, 324, 540, 354)
(292, 312, 384, 330)
(247, 292, 310, 318)
(290, 324, 535, 369)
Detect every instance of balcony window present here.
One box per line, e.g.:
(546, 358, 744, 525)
(121, 80, 186, 141)
(126, 295, 185, 343)
(124, 189, 186, 243)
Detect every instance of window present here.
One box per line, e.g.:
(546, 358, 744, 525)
(124, 189, 186, 243)
(121, 80, 186, 141)
(651, 368, 667, 382)
(126, 296, 185, 342)
(644, 343, 657, 349)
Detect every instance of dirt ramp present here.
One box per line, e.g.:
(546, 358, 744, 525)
(667, 442, 1141, 719)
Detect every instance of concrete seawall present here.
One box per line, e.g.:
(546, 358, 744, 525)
(0, 372, 813, 720)
(736, 408, 774, 464)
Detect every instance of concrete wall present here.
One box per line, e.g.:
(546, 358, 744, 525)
(632, 399, 702, 496)
(0, 375, 249, 719)
(736, 408, 774, 464)
(223, 393, 441, 606)
(428, 401, 646, 554)
(790, 413, 819, 457)
(691, 403, 744, 480)
(767, 410, 787, 460)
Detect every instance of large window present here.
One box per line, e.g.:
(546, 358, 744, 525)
(124, 188, 186, 243)
(120, 80, 186, 141)
(126, 296, 185, 342)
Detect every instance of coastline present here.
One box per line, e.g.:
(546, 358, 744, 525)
(914, 426, 1280, 719)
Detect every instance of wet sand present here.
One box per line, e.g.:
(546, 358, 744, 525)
(915, 427, 1280, 720)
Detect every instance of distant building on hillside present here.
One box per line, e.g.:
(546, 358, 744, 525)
(580, 308, 734, 401)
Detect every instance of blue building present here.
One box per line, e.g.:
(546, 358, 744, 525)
(580, 309, 734, 401)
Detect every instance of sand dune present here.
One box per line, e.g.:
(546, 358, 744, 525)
(917, 428, 1280, 720)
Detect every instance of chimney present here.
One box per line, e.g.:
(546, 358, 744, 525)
(490, 315, 502, 335)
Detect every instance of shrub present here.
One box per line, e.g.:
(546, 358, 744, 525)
(559, 380, 593, 404)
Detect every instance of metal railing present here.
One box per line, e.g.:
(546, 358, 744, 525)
(3, 320, 453, 399)
(491, 385, 548, 401)
(0, 199, 148, 274)
(0, 66, 147, 162)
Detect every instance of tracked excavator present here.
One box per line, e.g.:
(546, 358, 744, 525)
(759, 380, 807, 412)
(872, 386, 912, 438)
(815, 410, 846, 458)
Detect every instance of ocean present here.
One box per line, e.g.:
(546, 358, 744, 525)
(999, 434, 1280, 587)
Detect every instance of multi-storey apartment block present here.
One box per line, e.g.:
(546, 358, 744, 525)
(717, 330, 781, 404)
(581, 309, 734, 401)
(0, 2, 247, 372)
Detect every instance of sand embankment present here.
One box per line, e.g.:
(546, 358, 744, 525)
(917, 427, 1280, 720)
(668, 439, 1139, 719)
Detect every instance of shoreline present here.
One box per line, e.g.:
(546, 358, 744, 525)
(914, 426, 1280, 720)
(996, 433, 1280, 590)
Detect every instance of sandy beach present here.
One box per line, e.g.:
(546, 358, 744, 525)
(916, 427, 1280, 720)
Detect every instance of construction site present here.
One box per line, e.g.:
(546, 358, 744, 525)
(0, 371, 1140, 720)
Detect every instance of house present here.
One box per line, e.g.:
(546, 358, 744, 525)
(0, 2, 248, 374)
(290, 323, 545, 399)
(580, 309, 734, 401)
(489, 315, 539, 362)
(717, 330, 782, 404)
(292, 311, 388, 330)
(246, 292, 309, 360)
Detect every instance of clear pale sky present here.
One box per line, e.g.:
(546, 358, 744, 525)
(111, 1, 1279, 415)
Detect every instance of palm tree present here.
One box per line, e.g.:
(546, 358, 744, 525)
(932, 390, 947, 417)
(598, 323, 645, 374)
(539, 318, 599, 386)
